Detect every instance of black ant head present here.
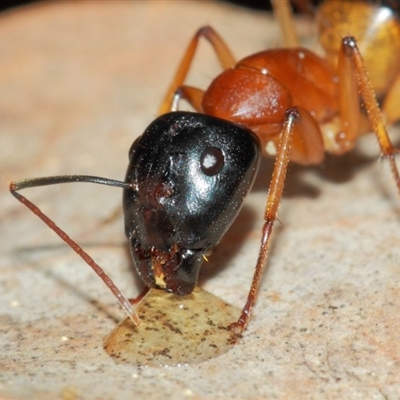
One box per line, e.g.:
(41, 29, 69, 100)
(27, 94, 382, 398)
(123, 112, 260, 295)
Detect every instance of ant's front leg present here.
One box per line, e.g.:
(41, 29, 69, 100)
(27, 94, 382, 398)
(229, 107, 309, 336)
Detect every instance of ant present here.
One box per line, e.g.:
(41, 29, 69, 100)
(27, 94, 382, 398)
(9, 0, 400, 339)
(157, 0, 400, 330)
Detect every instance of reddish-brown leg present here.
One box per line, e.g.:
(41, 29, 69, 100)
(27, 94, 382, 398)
(329, 36, 362, 154)
(229, 107, 303, 335)
(339, 36, 400, 193)
(159, 26, 236, 114)
(290, 0, 315, 15)
(271, 0, 300, 47)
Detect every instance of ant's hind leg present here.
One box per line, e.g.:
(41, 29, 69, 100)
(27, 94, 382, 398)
(339, 36, 400, 193)
(159, 26, 236, 114)
(271, 0, 300, 48)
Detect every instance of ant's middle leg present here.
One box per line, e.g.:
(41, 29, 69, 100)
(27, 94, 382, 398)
(159, 26, 236, 114)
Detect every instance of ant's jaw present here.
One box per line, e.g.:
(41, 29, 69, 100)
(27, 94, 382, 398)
(129, 238, 205, 295)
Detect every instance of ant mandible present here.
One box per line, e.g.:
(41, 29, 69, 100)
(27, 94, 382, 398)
(9, 1, 400, 337)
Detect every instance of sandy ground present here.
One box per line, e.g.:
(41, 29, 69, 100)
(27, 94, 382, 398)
(1, 1, 400, 399)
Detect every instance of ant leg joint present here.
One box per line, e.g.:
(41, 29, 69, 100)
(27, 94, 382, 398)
(285, 107, 300, 120)
(172, 87, 184, 111)
(342, 36, 357, 52)
(197, 26, 212, 36)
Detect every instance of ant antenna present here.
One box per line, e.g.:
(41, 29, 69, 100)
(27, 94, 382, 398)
(9, 175, 140, 326)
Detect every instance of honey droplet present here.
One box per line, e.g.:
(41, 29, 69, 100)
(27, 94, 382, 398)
(104, 287, 241, 366)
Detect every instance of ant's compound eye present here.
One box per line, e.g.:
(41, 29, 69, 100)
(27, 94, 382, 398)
(200, 147, 225, 176)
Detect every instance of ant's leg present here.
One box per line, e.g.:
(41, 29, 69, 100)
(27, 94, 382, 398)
(170, 86, 205, 112)
(159, 26, 236, 114)
(290, 0, 315, 15)
(334, 36, 361, 152)
(9, 175, 140, 326)
(339, 36, 400, 193)
(229, 107, 303, 335)
(271, 0, 300, 47)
